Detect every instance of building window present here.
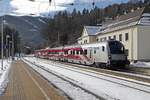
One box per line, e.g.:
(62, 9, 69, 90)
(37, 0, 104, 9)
(84, 40, 87, 43)
(125, 33, 129, 41)
(109, 36, 111, 40)
(119, 34, 122, 41)
(102, 46, 105, 51)
(113, 35, 116, 40)
(96, 38, 99, 41)
(100, 38, 103, 42)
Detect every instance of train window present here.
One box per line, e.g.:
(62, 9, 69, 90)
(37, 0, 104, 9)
(94, 50, 96, 54)
(76, 51, 79, 55)
(80, 50, 83, 54)
(64, 50, 68, 54)
(109, 41, 125, 54)
(84, 50, 87, 55)
(73, 51, 75, 55)
(102, 46, 105, 51)
(71, 51, 72, 54)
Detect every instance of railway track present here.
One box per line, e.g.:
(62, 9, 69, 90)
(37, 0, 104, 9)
(41, 59, 150, 90)
(23, 59, 104, 100)
(39, 58, 150, 84)
(24, 57, 150, 100)
(126, 65, 150, 76)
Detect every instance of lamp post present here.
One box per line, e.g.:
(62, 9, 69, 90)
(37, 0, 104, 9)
(6, 35, 10, 60)
(9, 41, 12, 60)
(1, 17, 5, 70)
(8, 33, 14, 60)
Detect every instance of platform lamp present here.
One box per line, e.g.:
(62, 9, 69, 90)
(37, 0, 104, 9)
(6, 35, 10, 61)
(9, 41, 12, 60)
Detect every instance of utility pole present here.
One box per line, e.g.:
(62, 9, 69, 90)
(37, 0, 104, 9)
(9, 41, 12, 60)
(1, 17, 4, 70)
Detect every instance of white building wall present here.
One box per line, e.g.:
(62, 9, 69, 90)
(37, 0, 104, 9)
(131, 26, 138, 61)
(138, 25, 150, 60)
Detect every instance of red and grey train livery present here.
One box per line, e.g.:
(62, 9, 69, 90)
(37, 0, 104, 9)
(34, 40, 130, 68)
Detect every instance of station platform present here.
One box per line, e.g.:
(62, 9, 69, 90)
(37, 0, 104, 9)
(0, 60, 66, 100)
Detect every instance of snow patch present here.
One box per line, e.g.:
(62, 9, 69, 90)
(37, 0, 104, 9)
(0, 60, 12, 95)
(131, 61, 150, 68)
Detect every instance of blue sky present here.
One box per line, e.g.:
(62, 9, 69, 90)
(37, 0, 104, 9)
(66, 0, 129, 11)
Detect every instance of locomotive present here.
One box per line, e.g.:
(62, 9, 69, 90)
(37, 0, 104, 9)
(35, 40, 130, 68)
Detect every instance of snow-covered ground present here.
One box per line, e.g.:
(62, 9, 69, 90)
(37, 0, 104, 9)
(131, 61, 150, 68)
(23, 58, 100, 100)
(0, 60, 12, 95)
(24, 57, 150, 100)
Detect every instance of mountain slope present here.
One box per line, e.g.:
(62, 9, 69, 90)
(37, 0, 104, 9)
(0, 15, 49, 48)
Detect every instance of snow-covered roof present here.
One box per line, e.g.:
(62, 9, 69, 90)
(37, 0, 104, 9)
(84, 26, 101, 36)
(96, 7, 149, 35)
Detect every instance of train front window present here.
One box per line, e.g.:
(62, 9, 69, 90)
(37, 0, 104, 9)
(109, 41, 125, 54)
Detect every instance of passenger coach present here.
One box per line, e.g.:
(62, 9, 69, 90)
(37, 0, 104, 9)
(35, 40, 130, 68)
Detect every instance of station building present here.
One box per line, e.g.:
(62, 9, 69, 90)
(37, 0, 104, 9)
(78, 8, 150, 61)
(77, 26, 100, 44)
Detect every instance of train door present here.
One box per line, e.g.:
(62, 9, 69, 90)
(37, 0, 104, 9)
(86, 47, 93, 59)
(87, 48, 94, 64)
(98, 45, 108, 63)
(93, 47, 100, 63)
(89, 48, 93, 59)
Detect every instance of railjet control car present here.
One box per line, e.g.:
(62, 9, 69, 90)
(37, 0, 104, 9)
(35, 40, 130, 68)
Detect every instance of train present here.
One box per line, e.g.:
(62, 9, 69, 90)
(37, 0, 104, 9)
(34, 40, 130, 68)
